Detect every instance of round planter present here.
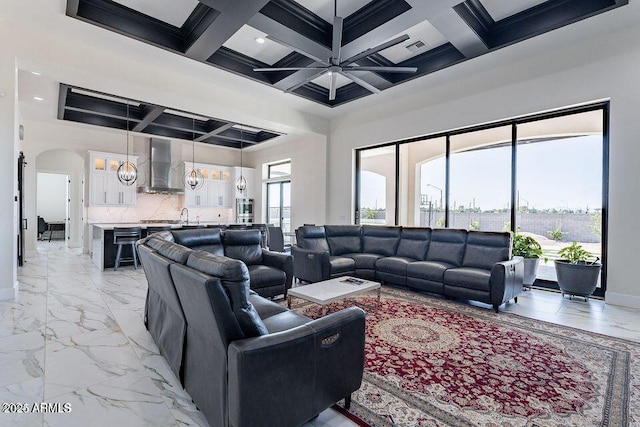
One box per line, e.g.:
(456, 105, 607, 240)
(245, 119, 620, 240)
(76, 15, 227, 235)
(523, 257, 540, 287)
(554, 260, 601, 298)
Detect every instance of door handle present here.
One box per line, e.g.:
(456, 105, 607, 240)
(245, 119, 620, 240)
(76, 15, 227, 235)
(22, 218, 28, 230)
(104, 191, 107, 203)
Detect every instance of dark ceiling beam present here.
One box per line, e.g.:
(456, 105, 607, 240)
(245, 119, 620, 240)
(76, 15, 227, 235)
(257, 0, 331, 48)
(342, 0, 411, 45)
(248, 12, 332, 65)
(429, 8, 489, 58)
(65, 92, 141, 122)
(340, 0, 461, 61)
(195, 123, 234, 142)
(132, 105, 165, 132)
(63, 109, 128, 130)
(57, 84, 70, 120)
(186, 0, 271, 61)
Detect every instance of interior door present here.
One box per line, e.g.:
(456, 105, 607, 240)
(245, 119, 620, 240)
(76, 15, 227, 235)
(17, 152, 26, 266)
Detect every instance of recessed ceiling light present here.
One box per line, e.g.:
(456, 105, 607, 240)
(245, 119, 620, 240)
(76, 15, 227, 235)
(31, 71, 41, 76)
(33, 96, 44, 101)
(255, 37, 266, 44)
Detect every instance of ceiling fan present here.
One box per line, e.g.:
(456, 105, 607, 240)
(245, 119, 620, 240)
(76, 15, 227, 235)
(253, 0, 418, 101)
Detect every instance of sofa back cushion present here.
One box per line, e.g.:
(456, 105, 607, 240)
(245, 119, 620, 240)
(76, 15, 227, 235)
(186, 251, 268, 338)
(171, 229, 224, 255)
(296, 226, 330, 252)
(362, 225, 402, 256)
(325, 225, 362, 255)
(146, 237, 193, 264)
(426, 229, 468, 266)
(462, 231, 511, 270)
(223, 230, 263, 265)
(396, 228, 431, 260)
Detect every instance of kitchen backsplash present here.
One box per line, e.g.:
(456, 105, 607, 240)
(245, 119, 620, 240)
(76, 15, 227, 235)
(87, 193, 233, 224)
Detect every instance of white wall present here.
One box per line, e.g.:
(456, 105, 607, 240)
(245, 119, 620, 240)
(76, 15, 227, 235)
(247, 135, 328, 229)
(36, 173, 67, 222)
(328, 22, 640, 308)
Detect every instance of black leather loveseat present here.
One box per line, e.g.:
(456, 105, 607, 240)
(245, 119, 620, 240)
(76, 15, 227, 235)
(137, 236, 366, 427)
(292, 225, 523, 312)
(150, 228, 293, 299)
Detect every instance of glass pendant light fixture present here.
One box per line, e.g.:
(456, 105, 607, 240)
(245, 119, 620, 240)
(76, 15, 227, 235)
(184, 116, 203, 190)
(236, 125, 247, 194)
(117, 101, 138, 185)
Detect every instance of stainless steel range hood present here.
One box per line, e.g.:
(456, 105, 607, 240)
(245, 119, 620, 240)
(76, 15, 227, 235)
(137, 138, 184, 194)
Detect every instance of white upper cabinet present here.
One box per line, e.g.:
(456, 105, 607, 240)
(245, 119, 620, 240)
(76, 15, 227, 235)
(88, 151, 137, 207)
(183, 163, 234, 208)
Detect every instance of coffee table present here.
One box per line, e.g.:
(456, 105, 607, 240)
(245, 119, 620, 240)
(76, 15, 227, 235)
(287, 276, 381, 316)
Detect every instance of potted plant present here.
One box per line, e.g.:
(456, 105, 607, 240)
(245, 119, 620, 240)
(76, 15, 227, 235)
(554, 241, 601, 300)
(512, 234, 543, 288)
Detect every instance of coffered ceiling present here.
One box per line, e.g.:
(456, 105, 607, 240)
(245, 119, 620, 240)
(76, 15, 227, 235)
(66, 0, 626, 107)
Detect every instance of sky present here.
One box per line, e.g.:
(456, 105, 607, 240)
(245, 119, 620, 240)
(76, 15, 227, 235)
(361, 136, 603, 212)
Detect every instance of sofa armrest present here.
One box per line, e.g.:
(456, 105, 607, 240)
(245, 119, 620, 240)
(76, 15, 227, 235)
(490, 256, 524, 308)
(291, 246, 331, 283)
(228, 307, 366, 427)
(262, 250, 294, 291)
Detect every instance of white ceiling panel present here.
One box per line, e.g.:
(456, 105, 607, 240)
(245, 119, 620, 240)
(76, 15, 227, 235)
(378, 20, 448, 64)
(112, 0, 198, 27)
(311, 72, 352, 90)
(224, 25, 294, 66)
(481, 0, 551, 22)
(293, 0, 372, 23)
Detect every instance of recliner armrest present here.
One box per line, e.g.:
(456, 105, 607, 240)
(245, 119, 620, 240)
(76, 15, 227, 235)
(490, 256, 524, 307)
(262, 250, 294, 291)
(291, 246, 331, 283)
(228, 307, 366, 427)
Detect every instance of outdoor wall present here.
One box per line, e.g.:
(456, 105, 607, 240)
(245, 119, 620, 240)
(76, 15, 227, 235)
(328, 20, 640, 308)
(247, 135, 328, 229)
(36, 173, 67, 222)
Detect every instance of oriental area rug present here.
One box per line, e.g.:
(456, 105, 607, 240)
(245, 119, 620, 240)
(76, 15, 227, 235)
(292, 287, 639, 426)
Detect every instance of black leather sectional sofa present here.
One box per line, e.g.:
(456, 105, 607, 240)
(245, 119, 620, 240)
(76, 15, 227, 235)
(293, 225, 524, 312)
(151, 228, 293, 298)
(137, 235, 366, 427)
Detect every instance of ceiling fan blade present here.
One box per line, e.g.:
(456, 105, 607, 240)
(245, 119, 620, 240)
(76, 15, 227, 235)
(342, 34, 411, 65)
(329, 72, 338, 101)
(253, 67, 327, 72)
(265, 35, 330, 65)
(285, 69, 328, 93)
(340, 71, 381, 94)
(332, 16, 343, 65)
(343, 66, 418, 73)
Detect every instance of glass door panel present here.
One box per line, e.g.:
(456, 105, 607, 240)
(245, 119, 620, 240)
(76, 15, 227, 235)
(357, 146, 396, 225)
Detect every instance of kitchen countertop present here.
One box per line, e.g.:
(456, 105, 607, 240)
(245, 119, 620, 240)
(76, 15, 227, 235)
(91, 222, 226, 230)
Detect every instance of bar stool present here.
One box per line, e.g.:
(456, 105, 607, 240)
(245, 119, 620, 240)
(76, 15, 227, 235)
(113, 227, 142, 271)
(146, 225, 171, 235)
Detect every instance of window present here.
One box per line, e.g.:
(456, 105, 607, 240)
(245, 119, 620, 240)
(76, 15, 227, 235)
(266, 161, 292, 246)
(355, 104, 608, 295)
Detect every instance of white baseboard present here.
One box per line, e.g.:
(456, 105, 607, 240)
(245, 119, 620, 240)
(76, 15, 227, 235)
(605, 292, 640, 310)
(0, 282, 18, 301)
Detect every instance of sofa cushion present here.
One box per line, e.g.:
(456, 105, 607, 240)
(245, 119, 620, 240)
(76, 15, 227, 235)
(425, 229, 467, 266)
(146, 237, 192, 264)
(261, 311, 311, 334)
(376, 256, 416, 276)
(325, 225, 362, 255)
(247, 265, 286, 289)
(249, 294, 288, 319)
(406, 260, 457, 282)
(223, 230, 263, 265)
(444, 267, 492, 292)
(343, 253, 384, 270)
(329, 256, 356, 274)
(361, 226, 402, 256)
(396, 228, 431, 260)
(186, 251, 268, 337)
(462, 231, 511, 270)
(296, 226, 330, 252)
(171, 229, 223, 255)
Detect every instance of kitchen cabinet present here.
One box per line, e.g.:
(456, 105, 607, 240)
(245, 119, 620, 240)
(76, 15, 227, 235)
(184, 163, 233, 208)
(88, 151, 137, 206)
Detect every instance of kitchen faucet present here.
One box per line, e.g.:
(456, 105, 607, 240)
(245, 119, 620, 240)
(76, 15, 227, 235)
(179, 207, 189, 224)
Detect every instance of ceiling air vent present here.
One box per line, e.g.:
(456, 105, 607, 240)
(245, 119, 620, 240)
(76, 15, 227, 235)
(405, 40, 427, 53)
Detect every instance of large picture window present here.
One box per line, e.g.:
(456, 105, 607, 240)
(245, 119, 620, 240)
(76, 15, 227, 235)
(355, 104, 608, 295)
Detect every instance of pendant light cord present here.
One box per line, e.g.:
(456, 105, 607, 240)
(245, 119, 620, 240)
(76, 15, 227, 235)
(125, 102, 130, 164)
(192, 117, 196, 169)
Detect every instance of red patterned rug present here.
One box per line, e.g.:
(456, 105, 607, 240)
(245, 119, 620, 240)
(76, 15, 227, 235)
(292, 287, 639, 426)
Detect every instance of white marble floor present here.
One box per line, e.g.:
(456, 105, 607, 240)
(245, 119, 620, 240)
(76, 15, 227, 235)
(1, 243, 639, 426)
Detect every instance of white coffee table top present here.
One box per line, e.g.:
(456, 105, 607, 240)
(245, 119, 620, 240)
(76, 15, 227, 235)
(288, 276, 380, 305)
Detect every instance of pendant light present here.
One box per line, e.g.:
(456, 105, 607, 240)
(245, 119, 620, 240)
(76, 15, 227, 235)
(184, 116, 204, 190)
(236, 125, 247, 194)
(117, 101, 138, 185)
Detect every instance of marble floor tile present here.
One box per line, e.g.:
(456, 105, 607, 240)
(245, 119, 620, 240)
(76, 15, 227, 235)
(0, 331, 45, 388)
(0, 377, 45, 427)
